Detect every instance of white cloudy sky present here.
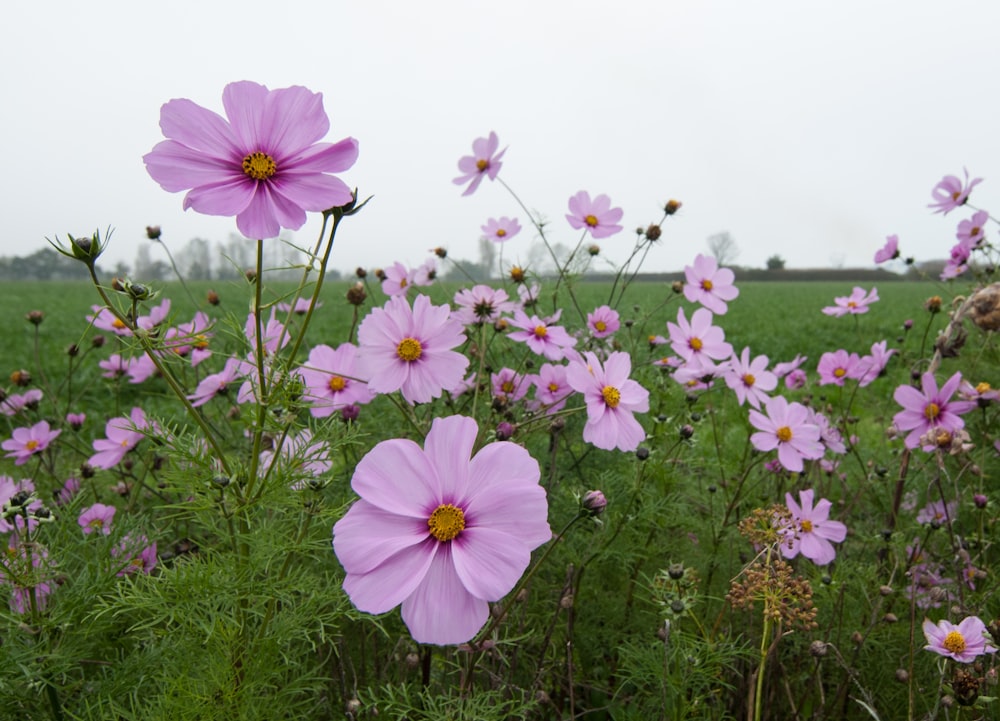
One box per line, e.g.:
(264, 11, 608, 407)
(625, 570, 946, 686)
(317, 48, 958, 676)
(4, 0, 999, 276)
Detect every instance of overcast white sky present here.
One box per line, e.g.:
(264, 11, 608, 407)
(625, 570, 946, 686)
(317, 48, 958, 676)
(4, 0, 999, 276)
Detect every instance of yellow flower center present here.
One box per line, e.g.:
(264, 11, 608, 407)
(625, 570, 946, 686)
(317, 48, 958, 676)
(584, 214, 599, 228)
(847, 301, 857, 308)
(547, 382, 560, 392)
(427, 504, 465, 542)
(501, 381, 515, 394)
(951, 190, 962, 201)
(193, 334, 209, 349)
(594, 320, 607, 332)
(602, 385, 621, 408)
(112, 318, 127, 329)
(742, 373, 756, 387)
(25, 439, 39, 451)
(701, 279, 714, 291)
(89, 519, 105, 529)
(533, 325, 548, 338)
(510, 266, 525, 282)
(496, 228, 507, 237)
(776, 426, 793, 442)
(834, 368, 846, 378)
(976, 382, 991, 393)
(396, 337, 423, 362)
(971, 225, 981, 237)
(328, 376, 346, 392)
(800, 519, 813, 533)
(476, 159, 488, 171)
(943, 630, 966, 654)
(689, 337, 703, 351)
(242, 151, 277, 181)
(399, 278, 408, 288)
(924, 402, 941, 420)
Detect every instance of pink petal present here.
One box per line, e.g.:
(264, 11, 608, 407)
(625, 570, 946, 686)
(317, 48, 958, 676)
(423, 416, 477, 503)
(144, 140, 239, 193)
(452, 527, 530, 600)
(400, 544, 489, 645)
(260, 85, 329, 156)
(182, 176, 256, 217)
(159, 98, 242, 158)
(351, 438, 440, 517)
(342, 538, 437, 614)
(333, 500, 430, 575)
(222, 81, 270, 151)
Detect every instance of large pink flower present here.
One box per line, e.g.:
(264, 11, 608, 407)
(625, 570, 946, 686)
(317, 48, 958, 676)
(333, 415, 550, 645)
(666, 307, 733, 364)
(780, 489, 847, 566)
(2, 421, 61, 466)
(453, 132, 506, 196)
(893, 371, 976, 450)
(683, 254, 739, 315)
(923, 616, 997, 663)
(144, 81, 358, 240)
(749, 396, 824, 473)
(88, 408, 149, 470)
(566, 351, 649, 452)
(299, 343, 374, 417)
(357, 295, 469, 404)
(565, 191, 624, 239)
(928, 168, 982, 215)
(723, 347, 776, 409)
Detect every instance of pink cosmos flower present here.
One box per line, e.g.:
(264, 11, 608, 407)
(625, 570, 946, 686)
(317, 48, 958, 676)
(0, 477, 43, 533)
(586, 305, 620, 339)
(112, 535, 158, 576)
(530, 363, 572, 414)
(821, 286, 879, 316)
(357, 295, 469, 404)
(66, 413, 86, 430)
(855, 340, 896, 386)
(277, 298, 319, 315)
(667, 307, 734, 364)
(723, 347, 777, 409)
(683, 254, 739, 315)
(565, 191, 624, 239)
(144, 81, 358, 240)
(78, 503, 116, 535)
(923, 616, 997, 663)
(187, 357, 245, 407)
(1, 389, 43, 417)
(517, 282, 541, 309)
(452, 285, 515, 326)
(244, 308, 289, 357)
(807, 409, 847, 455)
(916, 499, 958, 526)
(772, 354, 808, 379)
(785, 369, 807, 390)
(87, 305, 132, 336)
(299, 343, 374, 417)
(412, 257, 437, 287)
(780, 489, 847, 566)
(453, 132, 506, 196)
(381, 261, 413, 297)
(1, 540, 53, 614)
(126, 355, 159, 384)
(956, 210, 988, 245)
(874, 235, 900, 264)
(135, 298, 172, 331)
(892, 371, 976, 450)
(99, 354, 129, 379)
(88, 407, 149, 469)
(566, 351, 650, 452)
(928, 168, 982, 215)
(260, 429, 332, 490)
(482, 217, 521, 243)
(508, 309, 578, 361)
(816, 349, 862, 386)
(333, 415, 550, 645)
(749, 396, 824, 473)
(941, 238, 975, 280)
(3, 421, 62, 466)
(163, 312, 213, 366)
(491, 368, 529, 404)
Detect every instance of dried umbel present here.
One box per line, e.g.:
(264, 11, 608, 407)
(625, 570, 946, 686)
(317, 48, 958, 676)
(727, 557, 818, 630)
(966, 282, 1000, 332)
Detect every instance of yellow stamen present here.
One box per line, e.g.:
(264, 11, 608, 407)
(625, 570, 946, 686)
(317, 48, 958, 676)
(329, 376, 346, 392)
(496, 229, 506, 237)
(976, 382, 991, 394)
(943, 630, 966, 654)
(25, 440, 39, 451)
(594, 320, 607, 332)
(584, 214, 599, 228)
(547, 382, 560, 393)
(742, 373, 756, 387)
(501, 381, 515, 394)
(396, 337, 422, 362)
(924, 402, 940, 420)
(242, 151, 277, 181)
(533, 325, 548, 338)
(776, 426, 793, 442)
(689, 337, 703, 351)
(476, 159, 488, 171)
(602, 385, 621, 408)
(112, 318, 127, 329)
(701, 279, 714, 291)
(428, 504, 465, 542)
(800, 519, 813, 533)
(833, 368, 846, 378)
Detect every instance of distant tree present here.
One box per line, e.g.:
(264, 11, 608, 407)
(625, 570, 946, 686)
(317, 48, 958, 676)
(478, 236, 497, 279)
(766, 254, 786, 270)
(182, 237, 213, 280)
(134, 244, 169, 280)
(707, 232, 740, 266)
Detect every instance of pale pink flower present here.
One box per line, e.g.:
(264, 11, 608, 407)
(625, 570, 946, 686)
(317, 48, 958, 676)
(88, 407, 149, 469)
(941, 238, 975, 280)
(666, 307, 733, 364)
(244, 308, 289, 357)
(780, 489, 847, 566)
(260, 429, 332, 490)
(530, 363, 572, 415)
(277, 298, 318, 315)
(2, 421, 61, 466)
(482, 217, 521, 243)
(78, 503, 116, 535)
(491, 368, 529, 404)
(187, 357, 245, 407)
(749, 396, 824, 473)
(299, 343, 374, 416)
(87, 305, 132, 336)
(923, 616, 996, 663)
(565, 191, 624, 239)
(1, 389, 43, 417)
(112, 535, 158, 576)
(381, 261, 413, 297)
(412, 258, 437, 287)
(821, 286, 879, 316)
(453, 132, 506, 196)
(956, 210, 988, 245)
(874, 235, 900, 264)
(928, 168, 982, 215)
(0, 477, 42, 533)
(99, 354, 129, 379)
(683, 253, 739, 315)
(916, 499, 957, 526)
(508, 309, 578, 361)
(816, 349, 862, 386)
(135, 298, 172, 331)
(144, 81, 358, 240)
(163, 312, 213, 366)
(586, 305, 620, 339)
(333, 415, 550, 645)
(452, 285, 514, 326)
(723, 347, 776, 409)
(892, 371, 976, 450)
(566, 351, 649, 452)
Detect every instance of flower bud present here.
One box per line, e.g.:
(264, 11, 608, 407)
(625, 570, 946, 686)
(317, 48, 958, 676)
(636, 446, 650, 461)
(671, 281, 684, 294)
(645, 224, 662, 241)
(373, 267, 386, 281)
(809, 640, 828, 658)
(91, 335, 106, 349)
(25, 310, 44, 326)
(346, 282, 367, 306)
(664, 199, 682, 215)
(495, 422, 515, 441)
(509, 265, 526, 283)
(145, 225, 162, 240)
(587, 244, 601, 256)
(206, 290, 220, 306)
(10, 370, 31, 387)
(432, 246, 448, 259)
(582, 490, 607, 515)
(974, 493, 988, 509)
(925, 295, 942, 313)
(680, 424, 694, 440)
(244, 269, 257, 283)
(341, 404, 360, 423)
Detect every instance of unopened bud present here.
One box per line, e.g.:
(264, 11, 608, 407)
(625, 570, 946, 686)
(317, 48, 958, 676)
(895, 669, 909, 683)
(582, 490, 607, 515)
(25, 310, 44, 326)
(588, 244, 601, 256)
(925, 295, 942, 313)
(671, 281, 684, 294)
(10, 370, 31, 387)
(145, 225, 162, 240)
(346, 282, 367, 306)
(664, 199, 682, 215)
(432, 246, 448, 259)
(680, 424, 694, 440)
(810, 640, 828, 657)
(645, 224, 662, 241)
(495, 422, 515, 441)
(355, 266, 367, 278)
(206, 290, 220, 306)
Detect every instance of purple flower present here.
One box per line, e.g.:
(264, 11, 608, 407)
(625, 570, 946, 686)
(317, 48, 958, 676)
(112, 535, 158, 576)
(357, 295, 469, 405)
(566, 351, 650, 452)
(683, 254, 739, 315)
(916, 499, 957, 526)
(88, 407, 149, 469)
(723, 347, 777, 409)
(956, 210, 988, 246)
(666, 307, 733, 364)
(508, 309, 578, 361)
(780, 489, 847, 566)
(892, 371, 976, 450)
(816, 349, 862, 386)
(874, 235, 900, 264)
(65, 413, 86, 430)
(452, 285, 514, 326)
(923, 616, 997, 663)
(565, 191, 624, 239)
(381, 261, 413, 297)
(928, 168, 982, 215)
(586, 305, 620, 339)
(491, 367, 529, 403)
(299, 343, 374, 417)
(453, 132, 506, 196)
(1, 389, 43, 417)
(772, 354, 808, 379)
(78, 503, 116, 535)
(749, 396, 824, 473)
(144, 81, 358, 240)
(187, 357, 244, 408)
(482, 217, 521, 243)
(260, 429, 332, 490)
(530, 363, 572, 415)
(821, 286, 879, 316)
(333, 415, 550, 645)
(941, 238, 975, 280)
(2, 421, 61, 466)
(785, 369, 807, 390)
